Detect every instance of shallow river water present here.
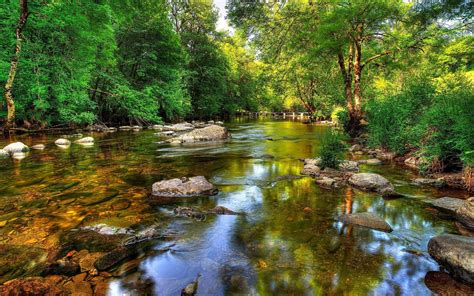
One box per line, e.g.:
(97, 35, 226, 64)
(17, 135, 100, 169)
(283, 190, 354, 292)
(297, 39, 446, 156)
(0, 119, 469, 295)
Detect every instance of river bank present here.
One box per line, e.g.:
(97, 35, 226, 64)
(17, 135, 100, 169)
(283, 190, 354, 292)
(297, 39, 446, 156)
(0, 119, 472, 295)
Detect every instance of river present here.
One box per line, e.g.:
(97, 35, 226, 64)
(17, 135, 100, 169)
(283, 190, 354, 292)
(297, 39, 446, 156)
(0, 118, 469, 295)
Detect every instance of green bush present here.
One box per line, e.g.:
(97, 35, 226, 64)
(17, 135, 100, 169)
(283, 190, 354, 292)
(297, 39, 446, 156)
(367, 73, 474, 172)
(331, 106, 349, 130)
(319, 129, 348, 169)
(418, 74, 474, 171)
(366, 77, 435, 155)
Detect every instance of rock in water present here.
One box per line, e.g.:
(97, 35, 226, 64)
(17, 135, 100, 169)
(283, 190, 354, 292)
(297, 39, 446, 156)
(0, 149, 9, 157)
(456, 197, 474, 230)
(430, 197, 464, 215)
(12, 152, 27, 160)
(339, 212, 393, 232)
(55, 138, 71, 147)
(31, 144, 45, 150)
(428, 234, 474, 284)
(75, 137, 94, 144)
(424, 271, 474, 295)
(151, 176, 218, 198)
(181, 275, 200, 296)
(301, 158, 321, 176)
(348, 173, 395, 196)
(167, 125, 229, 144)
(366, 158, 382, 165)
(338, 160, 359, 172)
(3, 142, 29, 154)
(413, 178, 445, 188)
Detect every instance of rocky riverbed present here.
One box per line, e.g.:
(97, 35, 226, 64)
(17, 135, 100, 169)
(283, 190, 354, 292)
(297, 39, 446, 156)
(0, 119, 472, 295)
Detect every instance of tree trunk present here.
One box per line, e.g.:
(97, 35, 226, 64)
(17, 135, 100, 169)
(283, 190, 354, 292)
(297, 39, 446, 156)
(4, 0, 29, 128)
(337, 51, 353, 114)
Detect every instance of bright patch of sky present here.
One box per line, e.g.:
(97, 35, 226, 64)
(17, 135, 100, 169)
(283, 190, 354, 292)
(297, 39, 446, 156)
(214, 0, 231, 31)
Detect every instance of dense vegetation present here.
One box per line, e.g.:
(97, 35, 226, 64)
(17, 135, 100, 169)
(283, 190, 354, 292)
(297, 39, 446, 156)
(0, 0, 262, 127)
(226, 0, 473, 178)
(1, 0, 473, 177)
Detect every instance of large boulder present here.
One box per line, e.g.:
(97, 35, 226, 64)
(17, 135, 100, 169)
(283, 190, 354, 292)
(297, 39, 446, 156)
(456, 197, 474, 230)
(151, 176, 218, 198)
(428, 234, 474, 284)
(430, 197, 464, 215)
(167, 125, 229, 144)
(3, 142, 28, 154)
(339, 212, 392, 232)
(348, 173, 395, 196)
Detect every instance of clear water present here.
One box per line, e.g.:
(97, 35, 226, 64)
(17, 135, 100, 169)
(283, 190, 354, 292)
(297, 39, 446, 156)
(0, 119, 468, 295)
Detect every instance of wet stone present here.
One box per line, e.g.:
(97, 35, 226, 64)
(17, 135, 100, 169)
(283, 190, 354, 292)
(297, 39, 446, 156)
(151, 176, 218, 198)
(340, 212, 393, 232)
(456, 197, 474, 230)
(430, 197, 464, 215)
(0, 276, 66, 295)
(0, 245, 48, 284)
(424, 271, 474, 295)
(428, 234, 474, 284)
(111, 199, 131, 211)
(61, 229, 128, 253)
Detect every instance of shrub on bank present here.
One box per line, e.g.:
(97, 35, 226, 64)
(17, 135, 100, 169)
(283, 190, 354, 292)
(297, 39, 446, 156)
(367, 73, 474, 173)
(319, 130, 348, 169)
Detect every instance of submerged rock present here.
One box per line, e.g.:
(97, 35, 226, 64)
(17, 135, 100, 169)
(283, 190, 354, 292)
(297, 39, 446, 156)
(413, 178, 445, 188)
(174, 207, 206, 221)
(428, 234, 474, 284)
(340, 212, 393, 232)
(31, 144, 45, 150)
(94, 246, 135, 271)
(456, 197, 474, 230)
(3, 142, 29, 154)
(75, 137, 94, 144)
(348, 173, 395, 196)
(0, 276, 66, 295)
(55, 138, 71, 147)
(430, 197, 464, 215)
(151, 176, 218, 198)
(167, 125, 230, 144)
(208, 206, 240, 215)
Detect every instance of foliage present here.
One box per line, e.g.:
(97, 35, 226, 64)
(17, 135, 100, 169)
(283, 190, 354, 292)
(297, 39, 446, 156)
(0, 0, 260, 127)
(319, 130, 348, 169)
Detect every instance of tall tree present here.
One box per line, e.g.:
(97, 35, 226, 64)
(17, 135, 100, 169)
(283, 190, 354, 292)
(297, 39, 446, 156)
(3, 0, 29, 127)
